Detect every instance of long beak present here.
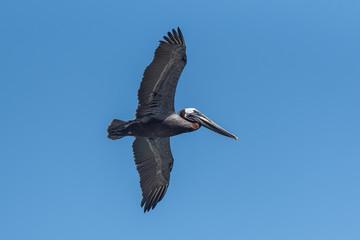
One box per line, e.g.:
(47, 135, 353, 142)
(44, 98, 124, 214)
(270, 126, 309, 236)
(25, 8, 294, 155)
(194, 112, 238, 140)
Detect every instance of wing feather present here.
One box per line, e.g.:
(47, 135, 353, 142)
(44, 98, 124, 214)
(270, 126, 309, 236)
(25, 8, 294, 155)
(136, 28, 187, 118)
(172, 29, 180, 44)
(167, 31, 177, 44)
(133, 137, 174, 212)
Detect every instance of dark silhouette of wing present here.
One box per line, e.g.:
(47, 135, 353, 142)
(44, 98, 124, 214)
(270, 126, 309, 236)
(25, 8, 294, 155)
(136, 28, 187, 119)
(132, 137, 174, 212)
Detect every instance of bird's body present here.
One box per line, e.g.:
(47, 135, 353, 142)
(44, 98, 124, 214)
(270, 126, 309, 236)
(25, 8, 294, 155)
(107, 28, 237, 212)
(108, 113, 198, 139)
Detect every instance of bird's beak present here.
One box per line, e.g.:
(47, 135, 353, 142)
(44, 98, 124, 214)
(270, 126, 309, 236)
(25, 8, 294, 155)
(194, 112, 238, 140)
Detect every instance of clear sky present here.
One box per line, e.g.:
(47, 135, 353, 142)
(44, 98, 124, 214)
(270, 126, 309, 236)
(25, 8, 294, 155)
(1, 0, 359, 239)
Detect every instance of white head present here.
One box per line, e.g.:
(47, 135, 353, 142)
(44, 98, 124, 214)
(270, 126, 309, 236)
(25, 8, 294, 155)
(184, 108, 199, 118)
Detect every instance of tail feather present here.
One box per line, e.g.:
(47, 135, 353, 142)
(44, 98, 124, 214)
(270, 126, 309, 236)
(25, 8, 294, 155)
(107, 119, 128, 140)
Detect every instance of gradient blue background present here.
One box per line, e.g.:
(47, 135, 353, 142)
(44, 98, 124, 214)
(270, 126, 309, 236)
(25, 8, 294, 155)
(1, 0, 359, 239)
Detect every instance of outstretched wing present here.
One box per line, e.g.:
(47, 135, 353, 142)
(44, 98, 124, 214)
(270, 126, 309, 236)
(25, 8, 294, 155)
(132, 137, 174, 212)
(136, 28, 187, 119)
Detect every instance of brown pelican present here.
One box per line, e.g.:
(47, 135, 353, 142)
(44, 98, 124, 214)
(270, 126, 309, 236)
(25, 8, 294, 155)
(107, 28, 237, 212)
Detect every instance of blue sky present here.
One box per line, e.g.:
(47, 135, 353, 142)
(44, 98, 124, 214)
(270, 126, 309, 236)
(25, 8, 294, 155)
(1, 0, 359, 239)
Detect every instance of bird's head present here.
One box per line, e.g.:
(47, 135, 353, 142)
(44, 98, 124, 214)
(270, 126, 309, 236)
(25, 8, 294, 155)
(179, 108, 238, 140)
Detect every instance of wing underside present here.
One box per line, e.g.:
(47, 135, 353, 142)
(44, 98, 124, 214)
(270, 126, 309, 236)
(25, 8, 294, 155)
(136, 28, 187, 119)
(132, 136, 174, 212)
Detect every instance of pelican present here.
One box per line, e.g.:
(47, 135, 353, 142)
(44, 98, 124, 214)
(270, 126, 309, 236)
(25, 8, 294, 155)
(107, 28, 237, 212)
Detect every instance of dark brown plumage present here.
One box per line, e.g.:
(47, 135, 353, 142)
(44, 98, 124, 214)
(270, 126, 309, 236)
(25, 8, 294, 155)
(133, 137, 173, 212)
(107, 28, 237, 212)
(136, 27, 186, 118)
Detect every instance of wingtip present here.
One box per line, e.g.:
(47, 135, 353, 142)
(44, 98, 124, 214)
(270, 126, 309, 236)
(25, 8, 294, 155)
(177, 27, 182, 36)
(177, 27, 184, 45)
(140, 185, 168, 213)
(162, 27, 185, 45)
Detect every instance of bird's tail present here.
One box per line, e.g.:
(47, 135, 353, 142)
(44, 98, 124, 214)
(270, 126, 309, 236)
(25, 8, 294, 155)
(107, 119, 128, 140)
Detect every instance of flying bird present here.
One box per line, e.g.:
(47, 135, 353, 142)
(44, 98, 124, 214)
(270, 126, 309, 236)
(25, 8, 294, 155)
(107, 28, 237, 212)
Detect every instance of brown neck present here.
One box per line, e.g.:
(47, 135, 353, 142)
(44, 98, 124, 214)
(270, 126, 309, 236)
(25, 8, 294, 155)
(190, 122, 200, 130)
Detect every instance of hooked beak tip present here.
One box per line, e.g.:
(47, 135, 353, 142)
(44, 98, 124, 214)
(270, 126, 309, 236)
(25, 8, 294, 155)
(196, 114, 238, 141)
